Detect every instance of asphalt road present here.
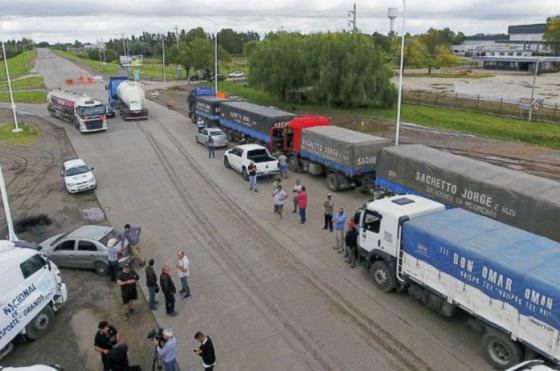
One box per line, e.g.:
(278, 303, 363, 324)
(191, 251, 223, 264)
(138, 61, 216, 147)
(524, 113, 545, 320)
(18, 48, 493, 370)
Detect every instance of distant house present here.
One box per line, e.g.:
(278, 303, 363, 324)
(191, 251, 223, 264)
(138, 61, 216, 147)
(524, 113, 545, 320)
(507, 23, 547, 53)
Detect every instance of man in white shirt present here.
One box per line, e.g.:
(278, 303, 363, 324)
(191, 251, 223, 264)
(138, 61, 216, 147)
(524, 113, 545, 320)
(291, 179, 303, 213)
(273, 185, 288, 219)
(176, 251, 191, 300)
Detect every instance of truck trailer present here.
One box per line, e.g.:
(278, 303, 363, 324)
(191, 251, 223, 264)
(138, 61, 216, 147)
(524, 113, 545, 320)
(292, 126, 392, 192)
(47, 90, 107, 133)
(107, 76, 149, 120)
(375, 144, 560, 242)
(355, 194, 560, 369)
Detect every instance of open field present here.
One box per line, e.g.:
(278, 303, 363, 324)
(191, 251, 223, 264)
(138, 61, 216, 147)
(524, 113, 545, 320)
(0, 75, 45, 90)
(0, 90, 47, 103)
(0, 49, 37, 80)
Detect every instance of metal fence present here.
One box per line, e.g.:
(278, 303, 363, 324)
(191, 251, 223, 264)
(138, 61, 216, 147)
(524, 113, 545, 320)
(403, 89, 560, 124)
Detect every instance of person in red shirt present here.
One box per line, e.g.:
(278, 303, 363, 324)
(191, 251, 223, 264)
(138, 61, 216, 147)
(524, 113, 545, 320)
(296, 186, 308, 224)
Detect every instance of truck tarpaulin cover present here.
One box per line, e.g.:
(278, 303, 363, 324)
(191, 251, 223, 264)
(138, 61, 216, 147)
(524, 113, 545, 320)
(300, 126, 392, 175)
(219, 101, 295, 142)
(376, 144, 560, 241)
(403, 208, 560, 331)
(195, 96, 228, 117)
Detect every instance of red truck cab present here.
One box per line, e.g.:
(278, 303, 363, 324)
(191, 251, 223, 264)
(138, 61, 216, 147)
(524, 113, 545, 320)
(270, 115, 330, 153)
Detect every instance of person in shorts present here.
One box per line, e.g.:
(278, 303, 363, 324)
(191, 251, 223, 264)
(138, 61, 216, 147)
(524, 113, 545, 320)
(117, 264, 139, 321)
(273, 185, 288, 219)
(278, 154, 288, 179)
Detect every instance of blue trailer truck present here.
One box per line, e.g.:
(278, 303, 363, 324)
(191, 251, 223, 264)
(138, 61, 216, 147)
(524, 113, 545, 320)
(355, 194, 560, 370)
(107, 76, 148, 120)
(187, 86, 217, 121)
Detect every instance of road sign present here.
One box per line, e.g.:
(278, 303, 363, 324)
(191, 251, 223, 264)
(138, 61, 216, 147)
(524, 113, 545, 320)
(531, 99, 544, 111)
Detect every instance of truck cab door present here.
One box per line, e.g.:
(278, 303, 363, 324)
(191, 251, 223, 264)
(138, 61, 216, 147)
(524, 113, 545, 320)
(359, 210, 383, 254)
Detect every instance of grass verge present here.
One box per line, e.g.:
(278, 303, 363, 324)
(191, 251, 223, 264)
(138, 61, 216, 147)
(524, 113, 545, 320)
(0, 76, 45, 90)
(0, 49, 37, 80)
(0, 122, 39, 145)
(217, 81, 560, 149)
(0, 91, 47, 103)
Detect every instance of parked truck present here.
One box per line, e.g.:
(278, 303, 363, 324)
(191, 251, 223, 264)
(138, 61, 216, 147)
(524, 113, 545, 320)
(187, 86, 220, 121)
(47, 90, 107, 133)
(290, 126, 392, 192)
(354, 194, 560, 369)
(375, 144, 560, 242)
(107, 76, 149, 120)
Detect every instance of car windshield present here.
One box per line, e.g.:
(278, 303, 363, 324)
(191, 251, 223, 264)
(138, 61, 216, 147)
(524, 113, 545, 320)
(209, 130, 224, 136)
(66, 165, 90, 176)
(77, 105, 106, 117)
(99, 228, 122, 246)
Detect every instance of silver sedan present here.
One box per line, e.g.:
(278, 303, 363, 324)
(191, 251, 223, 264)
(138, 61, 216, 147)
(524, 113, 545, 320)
(196, 127, 229, 148)
(39, 225, 133, 275)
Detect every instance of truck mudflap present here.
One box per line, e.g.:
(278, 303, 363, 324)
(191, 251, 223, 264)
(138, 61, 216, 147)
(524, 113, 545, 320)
(120, 107, 149, 120)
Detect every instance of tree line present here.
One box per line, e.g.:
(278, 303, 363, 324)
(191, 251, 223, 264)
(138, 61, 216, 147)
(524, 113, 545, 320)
(0, 38, 34, 59)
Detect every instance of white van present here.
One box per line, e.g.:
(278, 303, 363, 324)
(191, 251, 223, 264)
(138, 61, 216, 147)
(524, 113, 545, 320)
(0, 241, 67, 359)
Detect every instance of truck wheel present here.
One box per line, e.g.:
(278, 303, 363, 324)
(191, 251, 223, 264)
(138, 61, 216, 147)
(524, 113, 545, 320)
(370, 261, 396, 293)
(326, 173, 340, 192)
(25, 305, 55, 340)
(242, 167, 249, 180)
(224, 157, 231, 169)
(288, 157, 302, 173)
(482, 330, 523, 369)
(94, 262, 109, 275)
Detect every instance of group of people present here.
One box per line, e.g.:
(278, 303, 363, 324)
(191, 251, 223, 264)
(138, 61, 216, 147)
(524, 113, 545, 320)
(272, 178, 307, 223)
(95, 321, 216, 371)
(323, 203, 359, 268)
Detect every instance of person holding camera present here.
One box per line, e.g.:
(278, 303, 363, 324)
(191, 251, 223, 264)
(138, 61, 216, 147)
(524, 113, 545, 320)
(151, 328, 177, 371)
(117, 264, 140, 321)
(94, 320, 117, 371)
(194, 331, 216, 371)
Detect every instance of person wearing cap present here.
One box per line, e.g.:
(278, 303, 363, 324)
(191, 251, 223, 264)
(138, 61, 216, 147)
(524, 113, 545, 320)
(117, 264, 140, 321)
(322, 194, 335, 232)
(107, 238, 121, 282)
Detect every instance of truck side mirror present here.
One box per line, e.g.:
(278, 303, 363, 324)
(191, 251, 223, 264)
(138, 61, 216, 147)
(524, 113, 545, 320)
(90, 167, 95, 171)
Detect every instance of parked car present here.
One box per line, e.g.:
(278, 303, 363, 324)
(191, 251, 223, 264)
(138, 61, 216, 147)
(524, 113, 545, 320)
(228, 71, 245, 79)
(196, 127, 229, 148)
(39, 225, 132, 275)
(207, 74, 225, 82)
(223, 144, 279, 179)
(61, 159, 96, 194)
(1, 365, 64, 371)
(188, 74, 202, 81)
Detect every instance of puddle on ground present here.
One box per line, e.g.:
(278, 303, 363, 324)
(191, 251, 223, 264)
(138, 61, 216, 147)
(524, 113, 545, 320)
(81, 207, 106, 222)
(70, 309, 100, 371)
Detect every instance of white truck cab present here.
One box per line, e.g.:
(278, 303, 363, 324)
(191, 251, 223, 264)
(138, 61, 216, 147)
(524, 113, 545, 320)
(0, 241, 67, 360)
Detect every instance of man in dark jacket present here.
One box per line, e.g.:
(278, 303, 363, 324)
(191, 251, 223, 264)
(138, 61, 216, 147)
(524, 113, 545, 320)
(194, 331, 216, 371)
(94, 321, 117, 371)
(145, 258, 159, 310)
(345, 221, 359, 268)
(106, 333, 130, 371)
(160, 265, 178, 316)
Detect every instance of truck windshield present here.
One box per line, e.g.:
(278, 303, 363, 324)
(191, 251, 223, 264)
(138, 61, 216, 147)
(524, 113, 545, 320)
(66, 165, 90, 176)
(77, 105, 106, 117)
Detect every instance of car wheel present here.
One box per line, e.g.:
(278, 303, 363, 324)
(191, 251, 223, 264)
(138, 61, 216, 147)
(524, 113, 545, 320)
(482, 330, 523, 370)
(25, 305, 55, 340)
(369, 261, 396, 293)
(94, 262, 109, 275)
(224, 157, 231, 169)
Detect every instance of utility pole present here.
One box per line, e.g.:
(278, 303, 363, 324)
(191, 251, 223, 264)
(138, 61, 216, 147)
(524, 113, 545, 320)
(395, 0, 406, 146)
(348, 3, 357, 32)
(1, 39, 21, 133)
(161, 35, 166, 82)
(175, 25, 180, 48)
(528, 59, 540, 122)
(0, 163, 18, 241)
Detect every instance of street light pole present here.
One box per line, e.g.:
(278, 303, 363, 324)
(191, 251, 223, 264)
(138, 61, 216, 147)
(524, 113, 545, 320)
(200, 18, 218, 93)
(161, 34, 166, 83)
(0, 163, 18, 241)
(528, 58, 540, 122)
(395, 0, 406, 146)
(1, 39, 21, 133)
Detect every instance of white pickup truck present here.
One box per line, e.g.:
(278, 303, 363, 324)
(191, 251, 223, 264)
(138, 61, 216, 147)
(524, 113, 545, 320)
(223, 144, 279, 180)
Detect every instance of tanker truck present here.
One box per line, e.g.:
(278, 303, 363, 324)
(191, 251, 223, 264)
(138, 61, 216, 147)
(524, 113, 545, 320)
(47, 90, 107, 133)
(107, 76, 149, 120)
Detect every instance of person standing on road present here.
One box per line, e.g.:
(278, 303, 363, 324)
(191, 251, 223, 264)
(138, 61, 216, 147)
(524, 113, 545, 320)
(197, 118, 205, 132)
(117, 264, 139, 321)
(273, 184, 288, 219)
(145, 258, 159, 310)
(291, 179, 303, 213)
(106, 333, 131, 371)
(152, 328, 178, 371)
(207, 135, 215, 158)
(333, 208, 347, 254)
(160, 265, 178, 316)
(297, 186, 308, 224)
(278, 154, 288, 179)
(345, 221, 359, 268)
(194, 331, 216, 371)
(176, 250, 192, 300)
(322, 194, 334, 232)
(273, 177, 282, 193)
(94, 320, 117, 371)
(107, 238, 120, 283)
(248, 161, 258, 192)
(122, 224, 146, 267)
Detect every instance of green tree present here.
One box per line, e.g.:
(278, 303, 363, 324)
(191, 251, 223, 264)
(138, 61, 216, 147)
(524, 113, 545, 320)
(189, 38, 213, 72)
(544, 15, 560, 55)
(420, 28, 442, 74)
(435, 44, 460, 67)
(390, 36, 428, 68)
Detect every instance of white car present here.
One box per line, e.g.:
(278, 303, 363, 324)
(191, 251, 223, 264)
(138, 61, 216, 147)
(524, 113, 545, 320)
(223, 144, 279, 179)
(1, 366, 64, 371)
(196, 128, 229, 148)
(61, 159, 96, 194)
(228, 71, 245, 79)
